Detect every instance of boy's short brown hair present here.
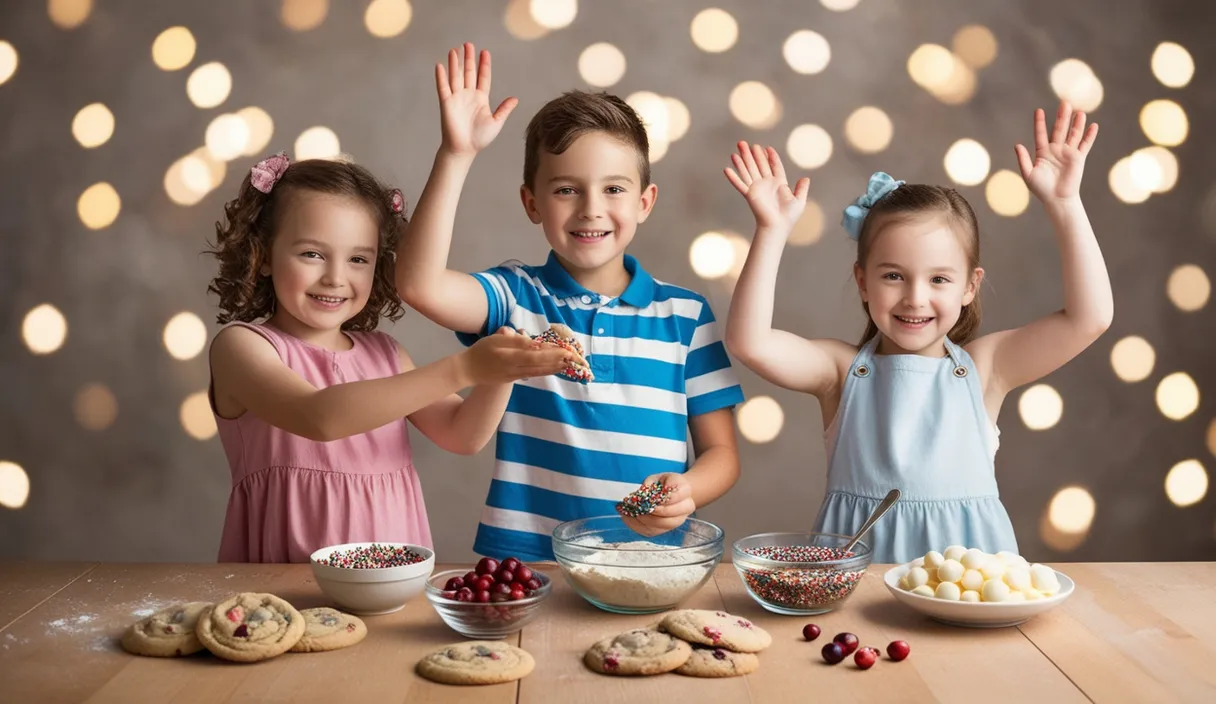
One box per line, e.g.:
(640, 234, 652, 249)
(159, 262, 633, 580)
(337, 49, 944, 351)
(522, 90, 650, 190)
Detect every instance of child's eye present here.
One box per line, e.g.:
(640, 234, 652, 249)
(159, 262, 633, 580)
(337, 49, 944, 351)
(351, 256, 370, 264)
(605, 186, 625, 194)
(882, 272, 902, 281)
(555, 187, 577, 195)
(932, 276, 950, 284)
(301, 251, 323, 259)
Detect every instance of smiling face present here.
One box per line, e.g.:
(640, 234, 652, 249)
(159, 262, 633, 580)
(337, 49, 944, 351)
(520, 130, 657, 291)
(262, 191, 379, 345)
(854, 212, 983, 356)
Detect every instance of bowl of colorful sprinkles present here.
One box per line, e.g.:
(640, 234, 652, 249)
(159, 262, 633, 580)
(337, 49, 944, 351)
(309, 542, 435, 616)
(732, 533, 872, 616)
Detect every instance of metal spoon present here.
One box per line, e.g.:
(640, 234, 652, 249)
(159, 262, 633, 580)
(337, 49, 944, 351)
(843, 489, 901, 553)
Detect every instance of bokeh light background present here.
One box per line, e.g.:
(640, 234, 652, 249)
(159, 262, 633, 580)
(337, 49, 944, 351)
(1, 0, 1213, 562)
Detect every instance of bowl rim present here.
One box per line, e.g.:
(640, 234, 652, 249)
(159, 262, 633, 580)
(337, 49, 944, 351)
(424, 567, 552, 607)
(731, 532, 873, 569)
(882, 562, 1075, 607)
(308, 541, 436, 571)
(551, 515, 725, 561)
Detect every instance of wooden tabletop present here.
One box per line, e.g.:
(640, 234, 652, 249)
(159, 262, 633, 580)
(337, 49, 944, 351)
(0, 561, 1213, 703)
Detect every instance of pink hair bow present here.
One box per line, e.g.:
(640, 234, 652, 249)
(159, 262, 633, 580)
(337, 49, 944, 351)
(389, 189, 407, 218)
(250, 152, 290, 194)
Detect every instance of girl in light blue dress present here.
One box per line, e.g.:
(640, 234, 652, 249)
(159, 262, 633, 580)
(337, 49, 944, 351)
(722, 101, 1113, 563)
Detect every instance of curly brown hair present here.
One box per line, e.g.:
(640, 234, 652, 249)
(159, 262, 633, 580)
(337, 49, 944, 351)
(206, 157, 406, 332)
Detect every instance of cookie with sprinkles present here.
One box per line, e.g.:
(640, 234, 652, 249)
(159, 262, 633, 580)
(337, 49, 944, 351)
(121, 601, 211, 657)
(583, 628, 692, 676)
(658, 609, 772, 653)
(527, 323, 594, 383)
(675, 644, 760, 678)
(415, 641, 535, 685)
(615, 481, 675, 518)
(196, 593, 304, 663)
(289, 607, 367, 653)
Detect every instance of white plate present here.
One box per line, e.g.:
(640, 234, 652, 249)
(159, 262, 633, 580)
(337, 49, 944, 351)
(883, 562, 1074, 628)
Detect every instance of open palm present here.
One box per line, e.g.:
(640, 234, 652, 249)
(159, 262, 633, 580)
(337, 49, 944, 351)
(1015, 101, 1099, 202)
(435, 43, 518, 156)
(723, 142, 810, 231)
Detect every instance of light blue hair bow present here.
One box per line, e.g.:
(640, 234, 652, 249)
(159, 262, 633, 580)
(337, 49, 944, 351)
(841, 171, 905, 240)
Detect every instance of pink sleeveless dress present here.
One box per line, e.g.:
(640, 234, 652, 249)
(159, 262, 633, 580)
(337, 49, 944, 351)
(209, 322, 433, 563)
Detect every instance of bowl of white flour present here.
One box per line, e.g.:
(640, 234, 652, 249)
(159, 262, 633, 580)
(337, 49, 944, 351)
(551, 516, 724, 614)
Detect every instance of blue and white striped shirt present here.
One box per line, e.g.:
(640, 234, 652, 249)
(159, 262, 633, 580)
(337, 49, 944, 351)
(457, 251, 745, 561)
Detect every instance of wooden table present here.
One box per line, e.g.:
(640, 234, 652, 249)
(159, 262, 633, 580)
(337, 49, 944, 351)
(1, 562, 1213, 703)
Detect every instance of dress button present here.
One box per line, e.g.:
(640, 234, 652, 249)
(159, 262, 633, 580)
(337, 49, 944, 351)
(854, 365, 870, 378)
(597, 328, 605, 334)
(953, 366, 968, 378)
(581, 295, 592, 304)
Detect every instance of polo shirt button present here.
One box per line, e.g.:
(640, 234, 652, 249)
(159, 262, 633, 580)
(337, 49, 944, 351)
(597, 328, 604, 334)
(581, 295, 592, 304)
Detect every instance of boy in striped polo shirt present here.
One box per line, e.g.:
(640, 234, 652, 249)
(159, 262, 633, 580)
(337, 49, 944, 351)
(398, 43, 744, 561)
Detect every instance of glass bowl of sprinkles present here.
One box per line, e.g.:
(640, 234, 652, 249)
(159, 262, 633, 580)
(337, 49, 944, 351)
(732, 533, 872, 616)
(551, 515, 725, 615)
(309, 542, 435, 616)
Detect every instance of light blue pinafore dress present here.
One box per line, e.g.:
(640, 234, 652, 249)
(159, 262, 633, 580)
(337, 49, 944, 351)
(813, 335, 1019, 564)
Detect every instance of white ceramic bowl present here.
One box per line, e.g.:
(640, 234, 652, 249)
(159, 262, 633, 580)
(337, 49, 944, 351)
(309, 542, 435, 615)
(883, 562, 1074, 628)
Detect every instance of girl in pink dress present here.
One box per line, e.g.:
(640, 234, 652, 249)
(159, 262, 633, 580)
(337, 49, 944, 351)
(205, 153, 571, 563)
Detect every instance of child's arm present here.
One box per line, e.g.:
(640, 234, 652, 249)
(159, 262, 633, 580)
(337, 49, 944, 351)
(404, 328, 521, 455)
(969, 102, 1113, 396)
(625, 409, 740, 537)
(723, 142, 856, 398)
(397, 42, 517, 335)
(210, 325, 568, 442)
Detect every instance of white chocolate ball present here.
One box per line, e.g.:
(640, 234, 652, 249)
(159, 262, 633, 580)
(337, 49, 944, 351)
(910, 585, 935, 598)
(1030, 564, 1060, 594)
(1003, 567, 1031, 592)
(905, 566, 930, 589)
(910, 556, 925, 568)
(981, 578, 1011, 602)
(1005, 591, 1027, 602)
(898, 573, 911, 590)
(935, 581, 962, 600)
(960, 589, 981, 603)
(961, 548, 988, 570)
(943, 545, 967, 562)
(936, 559, 965, 584)
(980, 557, 1006, 580)
(1022, 588, 1044, 601)
(923, 551, 945, 569)
(960, 569, 985, 591)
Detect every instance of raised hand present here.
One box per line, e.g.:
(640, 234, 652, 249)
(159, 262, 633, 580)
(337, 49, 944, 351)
(1015, 101, 1099, 203)
(620, 473, 696, 538)
(435, 42, 519, 157)
(723, 142, 810, 232)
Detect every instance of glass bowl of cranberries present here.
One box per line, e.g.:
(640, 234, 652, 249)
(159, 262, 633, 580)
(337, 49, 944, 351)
(424, 556, 552, 639)
(732, 533, 873, 615)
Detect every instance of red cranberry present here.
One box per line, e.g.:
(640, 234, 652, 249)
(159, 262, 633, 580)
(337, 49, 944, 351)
(476, 576, 495, 592)
(463, 570, 479, 584)
(833, 632, 859, 655)
(490, 591, 510, 603)
(603, 656, 619, 670)
(509, 588, 526, 601)
(525, 577, 542, 591)
(440, 590, 457, 600)
(475, 557, 499, 576)
(455, 587, 474, 602)
(821, 642, 845, 664)
(509, 581, 525, 593)
(493, 583, 512, 596)
(501, 557, 522, 573)
(886, 640, 910, 661)
(233, 624, 249, 638)
(515, 566, 533, 583)
(443, 576, 464, 591)
(802, 624, 821, 641)
(494, 568, 515, 585)
(475, 590, 491, 603)
(854, 647, 878, 670)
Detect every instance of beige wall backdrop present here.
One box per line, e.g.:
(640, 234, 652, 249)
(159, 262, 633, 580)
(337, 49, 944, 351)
(1, 0, 1214, 563)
